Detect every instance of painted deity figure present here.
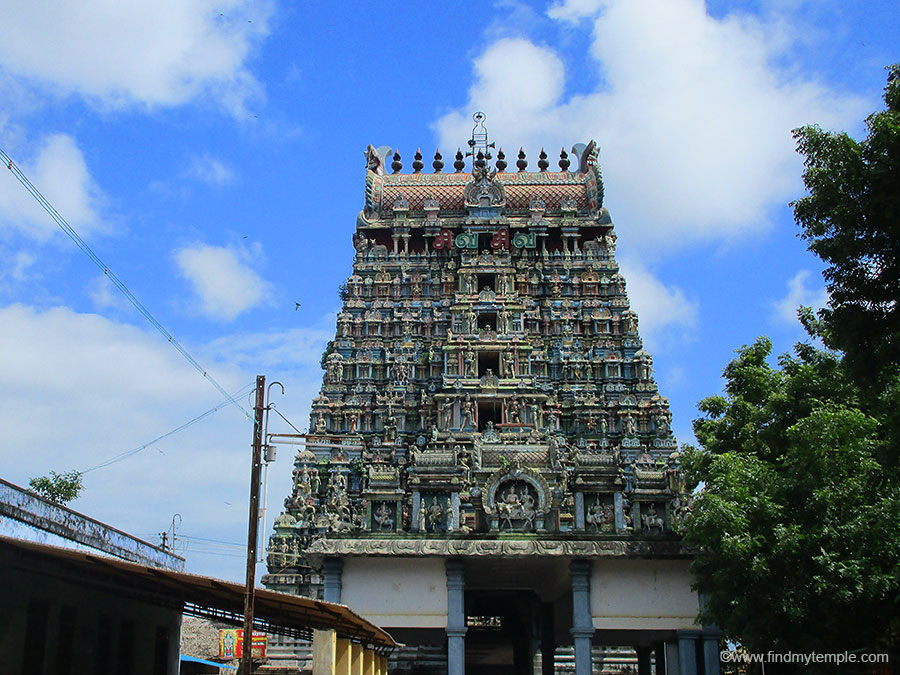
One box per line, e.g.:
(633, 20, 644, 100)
(460, 395, 476, 430)
(506, 397, 522, 424)
(374, 503, 394, 530)
(427, 499, 444, 530)
(503, 353, 516, 379)
(440, 399, 455, 430)
(642, 503, 665, 533)
(464, 349, 477, 377)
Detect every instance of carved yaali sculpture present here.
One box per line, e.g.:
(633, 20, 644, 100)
(264, 131, 688, 593)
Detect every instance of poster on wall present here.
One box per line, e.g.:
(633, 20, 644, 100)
(219, 629, 267, 659)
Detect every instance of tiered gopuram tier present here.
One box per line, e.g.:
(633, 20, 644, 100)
(266, 141, 687, 589)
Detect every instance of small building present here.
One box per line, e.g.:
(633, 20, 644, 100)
(0, 535, 397, 674)
(1, 477, 397, 674)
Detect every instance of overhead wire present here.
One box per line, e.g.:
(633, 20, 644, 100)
(175, 533, 249, 558)
(0, 146, 251, 419)
(79, 382, 256, 474)
(270, 406, 305, 434)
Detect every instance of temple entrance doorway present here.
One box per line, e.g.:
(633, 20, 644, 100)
(465, 590, 540, 675)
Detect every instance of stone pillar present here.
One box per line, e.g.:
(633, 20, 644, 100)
(702, 636, 721, 675)
(677, 632, 699, 675)
(570, 560, 593, 675)
(613, 492, 626, 532)
(322, 557, 343, 604)
(698, 592, 722, 675)
(449, 492, 460, 531)
(446, 558, 467, 675)
(636, 646, 652, 675)
(574, 492, 585, 531)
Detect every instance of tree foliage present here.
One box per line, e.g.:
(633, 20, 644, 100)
(791, 63, 900, 388)
(683, 340, 900, 655)
(683, 64, 900, 662)
(29, 470, 84, 504)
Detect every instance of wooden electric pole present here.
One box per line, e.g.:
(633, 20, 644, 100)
(241, 374, 266, 675)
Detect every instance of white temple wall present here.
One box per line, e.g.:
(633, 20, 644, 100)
(342, 557, 448, 628)
(590, 558, 699, 630)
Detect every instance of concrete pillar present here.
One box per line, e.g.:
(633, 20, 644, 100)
(450, 492, 460, 531)
(677, 633, 699, 675)
(313, 629, 336, 674)
(665, 642, 681, 675)
(636, 646, 652, 675)
(336, 638, 352, 675)
(322, 557, 343, 604)
(703, 636, 721, 675)
(570, 560, 593, 675)
(574, 492, 585, 530)
(350, 642, 363, 675)
(446, 558, 467, 675)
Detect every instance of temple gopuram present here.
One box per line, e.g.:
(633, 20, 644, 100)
(264, 116, 719, 675)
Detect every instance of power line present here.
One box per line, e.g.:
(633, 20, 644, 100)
(176, 534, 246, 548)
(1, 146, 251, 419)
(79, 382, 256, 474)
(270, 406, 304, 434)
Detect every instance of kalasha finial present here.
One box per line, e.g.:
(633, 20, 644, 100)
(538, 148, 549, 171)
(517, 148, 527, 172)
(454, 149, 465, 173)
(559, 148, 570, 172)
(496, 148, 507, 172)
(412, 149, 424, 173)
(475, 150, 486, 170)
(433, 149, 444, 173)
(392, 151, 403, 173)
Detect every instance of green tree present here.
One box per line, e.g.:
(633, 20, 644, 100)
(791, 63, 900, 390)
(683, 340, 900, 656)
(683, 64, 900, 663)
(29, 470, 84, 504)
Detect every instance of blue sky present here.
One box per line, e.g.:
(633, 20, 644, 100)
(0, 0, 897, 581)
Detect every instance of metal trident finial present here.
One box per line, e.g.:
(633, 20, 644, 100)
(466, 111, 495, 162)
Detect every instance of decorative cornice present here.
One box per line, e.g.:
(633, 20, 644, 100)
(304, 537, 689, 559)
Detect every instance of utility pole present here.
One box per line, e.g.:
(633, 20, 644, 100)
(241, 375, 266, 675)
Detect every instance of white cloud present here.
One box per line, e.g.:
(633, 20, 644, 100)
(0, 302, 331, 580)
(188, 154, 236, 186)
(773, 269, 828, 325)
(1, 251, 36, 283)
(0, 134, 104, 241)
(0, 0, 272, 116)
(174, 242, 272, 321)
(434, 0, 867, 250)
(0, 304, 248, 576)
(88, 274, 129, 312)
(547, 0, 605, 23)
(618, 257, 698, 351)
